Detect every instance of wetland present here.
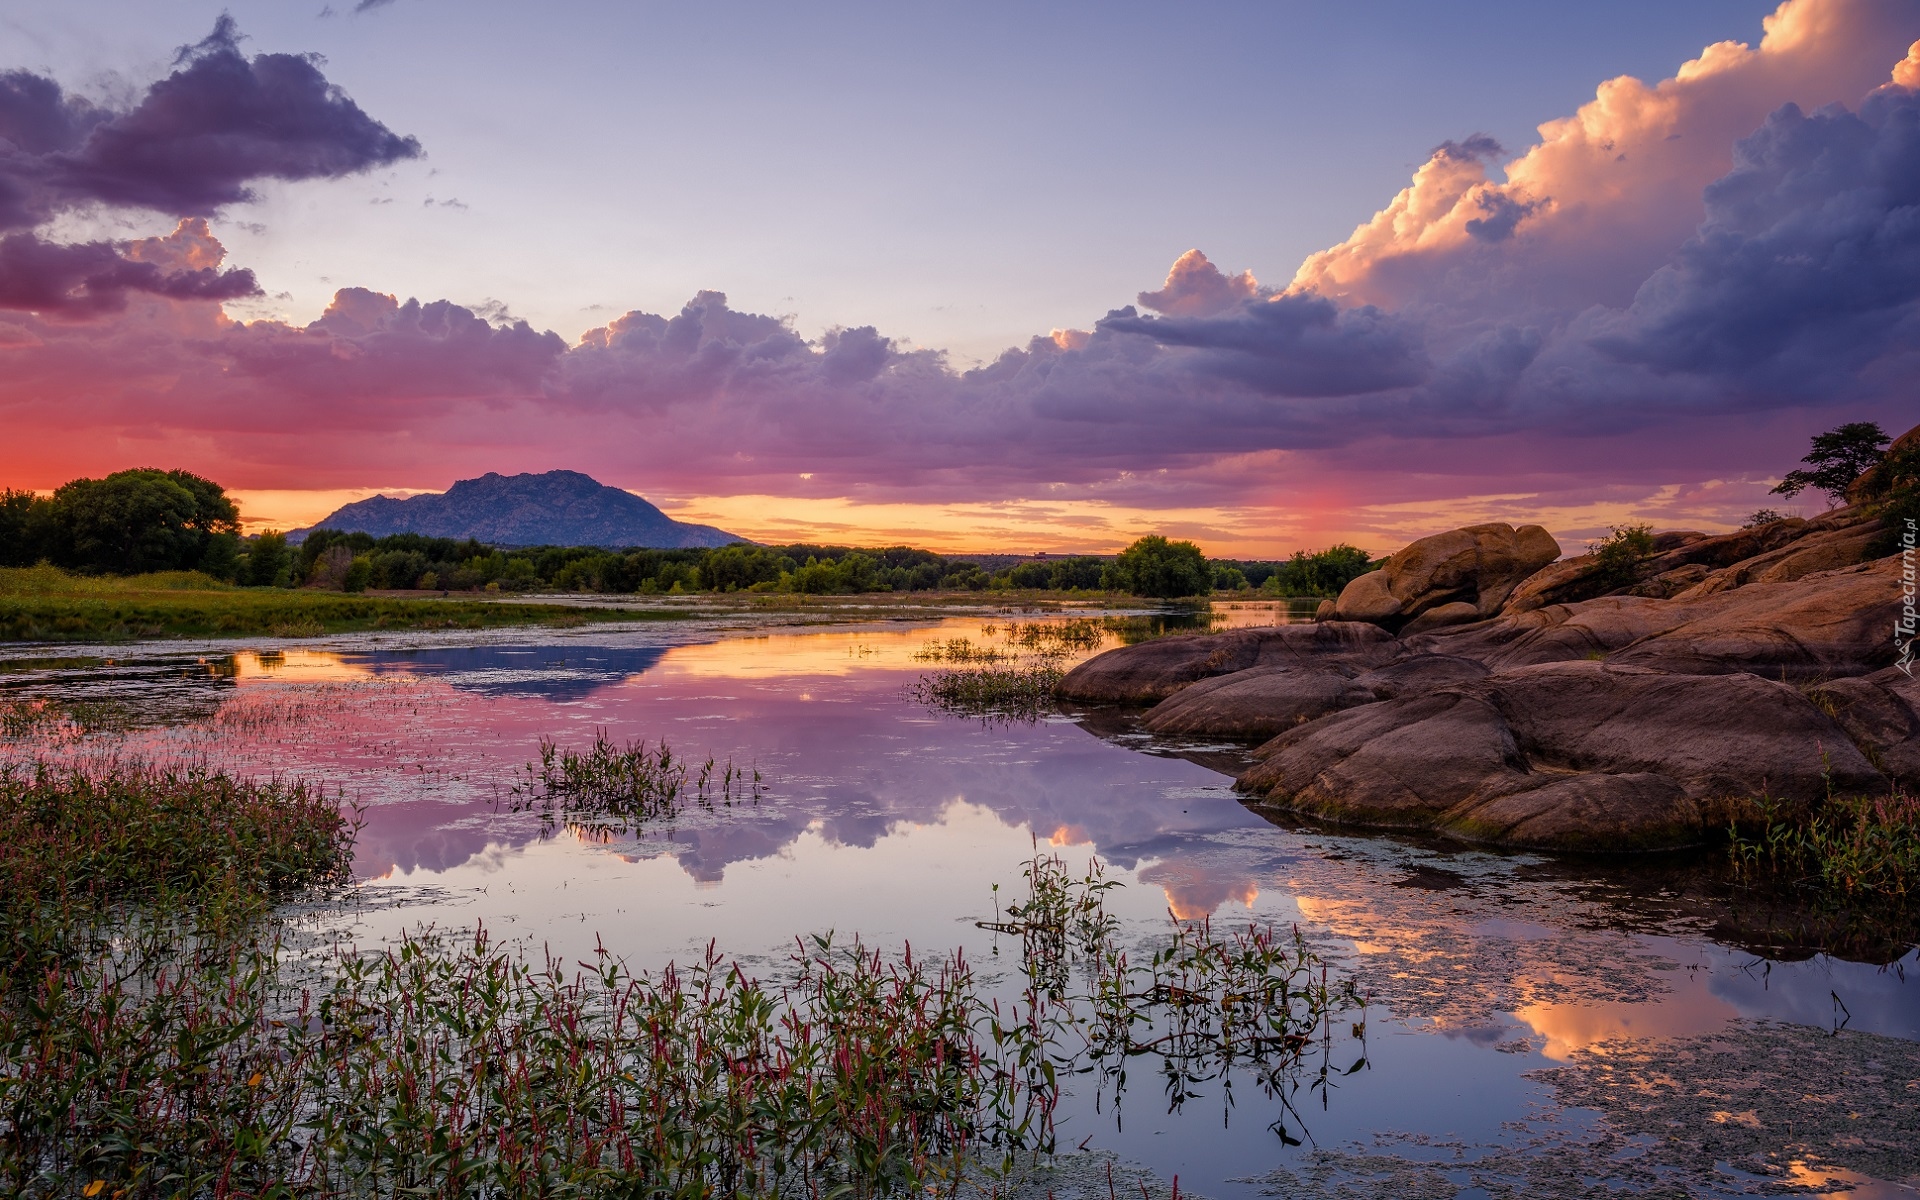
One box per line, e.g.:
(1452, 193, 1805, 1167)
(2, 597, 1916, 1197)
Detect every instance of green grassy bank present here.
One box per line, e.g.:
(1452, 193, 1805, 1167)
(0, 566, 674, 643)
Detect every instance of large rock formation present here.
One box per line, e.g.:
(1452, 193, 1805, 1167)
(1332, 523, 1559, 631)
(1057, 623, 1395, 704)
(1062, 492, 1909, 853)
(1237, 662, 1883, 852)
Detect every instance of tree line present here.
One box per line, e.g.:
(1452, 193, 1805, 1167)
(0, 468, 1385, 599)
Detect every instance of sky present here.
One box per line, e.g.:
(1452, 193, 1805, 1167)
(3, 0, 1919, 556)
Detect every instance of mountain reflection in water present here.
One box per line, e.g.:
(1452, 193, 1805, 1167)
(1, 609, 1913, 1199)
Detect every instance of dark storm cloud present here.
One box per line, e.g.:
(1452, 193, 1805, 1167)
(1463, 190, 1534, 242)
(1432, 133, 1504, 162)
(1594, 87, 1920, 392)
(1096, 292, 1430, 397)
(0, 17, 419, 232)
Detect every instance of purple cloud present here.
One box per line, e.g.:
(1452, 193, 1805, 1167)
(0, 227, 257, 316)
(0, 18, 418, 233)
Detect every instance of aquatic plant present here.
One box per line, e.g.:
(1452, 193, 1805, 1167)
(909, 661, 1066, 724)
(0, 760, 1358, 1196)
(982, 854, 1365, 1135)
(508, 730, 763, 837)
(0, 761, 354, 945)
(1730, 785, 1920, 899)
(981, 618, 1108, 654)
(913, 636, 1011, 663)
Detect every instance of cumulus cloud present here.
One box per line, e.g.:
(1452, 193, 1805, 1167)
(32, 18, 419, 223)
(3, 0, 1919, 535)
(1292, 0, 1920, 315)
(1593, 85, 1920, 389)
(1098, 293, 1428, 397)
(0, 220, 257, 316)
(1136, 249, 1265, 316)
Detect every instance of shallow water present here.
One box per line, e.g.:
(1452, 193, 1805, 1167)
(4, 604, 1917, 1198)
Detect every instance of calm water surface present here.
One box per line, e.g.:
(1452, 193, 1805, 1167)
(4, 603, 1916, 1198)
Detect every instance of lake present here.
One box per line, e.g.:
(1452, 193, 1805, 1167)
(4, 602, 1916, 1198)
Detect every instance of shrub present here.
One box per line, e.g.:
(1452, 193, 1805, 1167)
(341, 554, 373, 593)
(1587, 523, 1655, 590)
(1259, 544, 1376, 597)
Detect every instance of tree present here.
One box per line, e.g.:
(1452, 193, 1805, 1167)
(247, 533, 295, 591)
(702, 544, 786, 591)
(0, 489, 52, 567)
(1259, 544, 1377, 597)
(1103, 535, 1211, 598)
(46, 468, 241, 575)
(1771, 422, 1890, 503)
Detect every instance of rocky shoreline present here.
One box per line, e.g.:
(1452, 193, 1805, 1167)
(1063, 501, 1915, 853)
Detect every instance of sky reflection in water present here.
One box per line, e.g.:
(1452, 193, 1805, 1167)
(2, 607, 1915, 1196)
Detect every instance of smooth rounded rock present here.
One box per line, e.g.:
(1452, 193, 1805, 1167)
(1142, 666, 1376, 739)
(1236, 661, 1884, 851)
(1058, 622, 1397, 704)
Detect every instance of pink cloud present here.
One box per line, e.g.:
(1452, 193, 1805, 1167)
(3, 0, 1919, 552)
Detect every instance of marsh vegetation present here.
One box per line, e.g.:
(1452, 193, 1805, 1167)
(0, 565, 661, 642)
(506, 731, 764, 838)
(0, 750, 1359, 1198)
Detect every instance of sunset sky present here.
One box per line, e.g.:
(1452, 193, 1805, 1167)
(4, 0, 1919, 556)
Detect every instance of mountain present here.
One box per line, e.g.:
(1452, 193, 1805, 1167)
(298, 471, 745, 548)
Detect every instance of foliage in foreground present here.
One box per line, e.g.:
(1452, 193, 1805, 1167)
(0, 764, 1358, 1198)
(0, 565, 660, 642)
(0, 761, 355, 965)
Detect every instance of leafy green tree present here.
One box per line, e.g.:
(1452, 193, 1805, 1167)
(1103, 535, 1211, 598)
(46, 469, 240, 575)
(1051, 556, 1106, 590)
(1211, 564, 1248, 591)
(342, 555, 374, 593)
(703, 544, 786, 591)
(0, 490, 52, 567)
(1258, 544, 1377, 597)
(1007, 561, 1053, 589)
(1771, 422, 1890, 502)
(244, 532, 293, 587)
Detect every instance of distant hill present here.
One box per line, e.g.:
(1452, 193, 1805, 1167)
(298, 471, 744, 549)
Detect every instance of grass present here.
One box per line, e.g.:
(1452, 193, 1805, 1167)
(910, 661, 1067, 724)
(1729, 785, 1920, 899)
(507, 731, 764, 838)
(0, 760, 1358, 1197)
(908, 618, 1129, 724)
(982, 854, 1364, 1135)
(0, 566, 679, 643)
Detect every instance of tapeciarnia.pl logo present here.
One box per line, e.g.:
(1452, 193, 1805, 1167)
(1899, 516, 1916, 678)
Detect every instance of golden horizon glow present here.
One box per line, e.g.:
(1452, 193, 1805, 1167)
(221, 484, 1771, 561)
